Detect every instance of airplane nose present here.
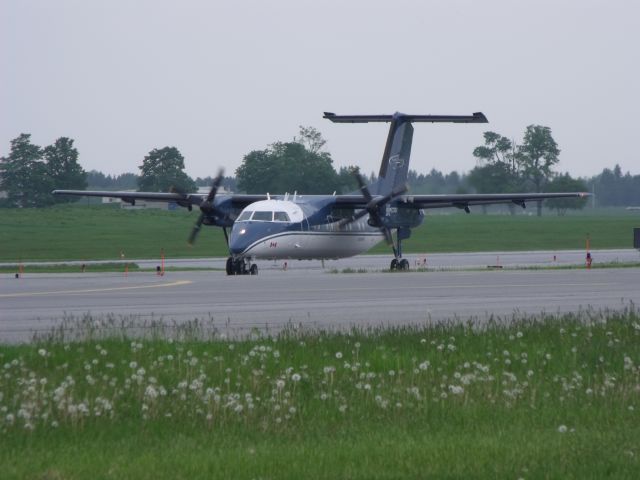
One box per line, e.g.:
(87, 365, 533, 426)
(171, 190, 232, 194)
(229, 226, 250, 255)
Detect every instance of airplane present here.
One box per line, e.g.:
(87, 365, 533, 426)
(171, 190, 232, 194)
(54, 111, 588, 275)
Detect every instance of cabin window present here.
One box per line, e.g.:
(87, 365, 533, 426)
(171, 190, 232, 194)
(273, 211, 291, 222)
(252, 211, 273, 221)
(237, 211, 253, 222)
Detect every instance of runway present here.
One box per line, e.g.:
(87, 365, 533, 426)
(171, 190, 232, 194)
(2, 264, 639, 342)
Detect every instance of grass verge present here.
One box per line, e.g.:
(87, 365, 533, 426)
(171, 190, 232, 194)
(1, 205, 638, 261)
(1, 309, 639, 478)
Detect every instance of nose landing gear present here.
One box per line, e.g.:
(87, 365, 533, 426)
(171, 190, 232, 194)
(226, 257, 259, 275)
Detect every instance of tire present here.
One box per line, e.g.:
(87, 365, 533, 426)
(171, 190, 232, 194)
(234, 260, 244, 275)
(226, 257, 234, 276)
(390, 259, 398, 270)
(399, 259, 410, 271)
(250, 264, 258, 275)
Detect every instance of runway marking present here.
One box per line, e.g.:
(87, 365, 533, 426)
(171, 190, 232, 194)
(0, 280, 192, 298)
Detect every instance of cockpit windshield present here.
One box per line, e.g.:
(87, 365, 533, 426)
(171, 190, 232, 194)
(273, 211, 290, 222)
(236, 210, 292, 223)
(252, 211, 272, 221)
(236, 211, 253, 222)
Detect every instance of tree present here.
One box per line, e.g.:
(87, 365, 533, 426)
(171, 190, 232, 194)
(195, 175, 237, 192)
(138, 147, 196, 193)
(517, 125, 560, 216)
(336, 166, 361, 193)
(471, 131, 522, 212)
(44, 137, 87, 202)
(0, 134, 52, 207)
(544, 173, 588, 215)
(295, 126, 326, 154)
(473, 131, 516, 173)
(236, 141, 339, 194)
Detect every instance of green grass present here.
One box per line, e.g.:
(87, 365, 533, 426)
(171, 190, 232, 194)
(2, 310, 640, 478)
(0, 262, 140, 274)
(1, 204, 638, 262)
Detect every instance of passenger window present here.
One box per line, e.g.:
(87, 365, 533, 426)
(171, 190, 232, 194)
(274, 211, 290, 222)
(252, 211, 273, 221)
(237, 211, 253, 222)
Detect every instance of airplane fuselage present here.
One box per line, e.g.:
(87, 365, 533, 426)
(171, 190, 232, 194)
(227, 198, 423, 260)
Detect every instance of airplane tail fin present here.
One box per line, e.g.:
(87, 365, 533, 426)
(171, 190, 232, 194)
(324, 112, 487, 196)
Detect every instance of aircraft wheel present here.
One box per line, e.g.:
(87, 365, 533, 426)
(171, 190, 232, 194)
(390, 259, 398, 270)
(398, 259, 410, 271)
(250, 264, 258, 275)
(233, 259, 244, 275)
(226, 257, 234, 276)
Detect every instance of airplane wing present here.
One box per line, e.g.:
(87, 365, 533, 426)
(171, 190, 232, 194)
(52, 189, 268, 209)
(396, 192, 589, 210)
(333, 192, 589, 210)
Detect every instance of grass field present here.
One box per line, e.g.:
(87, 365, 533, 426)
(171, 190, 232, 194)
(1, 205, 638, 262)
(1, 310, 639, 478)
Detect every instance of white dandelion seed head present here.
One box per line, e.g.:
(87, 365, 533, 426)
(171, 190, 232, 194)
(557, 424, 568, 433)
(335, 352, 343, 359)
(291, 373, 301, 382)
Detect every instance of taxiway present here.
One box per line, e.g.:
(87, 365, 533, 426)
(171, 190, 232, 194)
(2, 262, 639, 342)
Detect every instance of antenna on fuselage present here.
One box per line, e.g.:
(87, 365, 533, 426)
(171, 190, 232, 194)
(267, 192, 271, 200)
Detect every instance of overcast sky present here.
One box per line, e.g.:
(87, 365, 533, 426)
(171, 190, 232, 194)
(2, 0, 639, 181)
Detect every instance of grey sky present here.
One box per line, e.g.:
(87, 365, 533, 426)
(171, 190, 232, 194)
(2, 0, 639, 181)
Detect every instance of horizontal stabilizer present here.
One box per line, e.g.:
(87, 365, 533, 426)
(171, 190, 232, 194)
(323, 112, 488, 123)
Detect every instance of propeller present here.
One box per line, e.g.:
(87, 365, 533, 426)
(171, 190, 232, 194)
(338, 173, 408, 245)
(188, 168, 225, 246)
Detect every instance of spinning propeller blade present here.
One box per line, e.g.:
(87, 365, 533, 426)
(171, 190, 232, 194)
(188, 168, 224, 246)
(339, 172, 407, 245)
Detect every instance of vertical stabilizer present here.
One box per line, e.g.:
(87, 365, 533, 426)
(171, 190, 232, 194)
(373, 115, 413, 195)
(323, 111, 488, 196)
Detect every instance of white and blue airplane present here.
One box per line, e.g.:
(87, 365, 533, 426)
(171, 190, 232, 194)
(54, 111, 587, 275)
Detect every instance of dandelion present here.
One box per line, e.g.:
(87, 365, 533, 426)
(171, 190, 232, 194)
(335, 352, 343, 359)
(557, 425, 568, 433)
(449, 385, 464, 395)
(38, 349, 47, 357)
(291, 373, 301, 382)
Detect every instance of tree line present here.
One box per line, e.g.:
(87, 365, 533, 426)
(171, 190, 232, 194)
(2, 126, 639, 212)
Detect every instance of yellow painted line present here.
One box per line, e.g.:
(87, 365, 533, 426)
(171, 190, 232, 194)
(0, 280, 192, 298)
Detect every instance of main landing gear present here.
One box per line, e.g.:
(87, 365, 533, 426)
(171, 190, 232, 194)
(388, 227, 411, 271)
(226, 257, 258, 276)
